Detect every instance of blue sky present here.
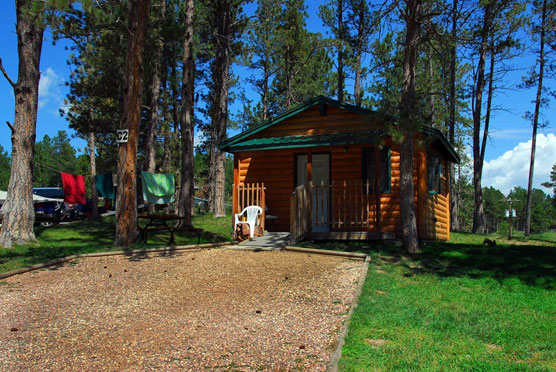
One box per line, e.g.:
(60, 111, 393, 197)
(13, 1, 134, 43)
(0, 1, 555, 194)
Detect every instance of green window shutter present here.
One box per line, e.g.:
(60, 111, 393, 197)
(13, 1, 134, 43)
(380, 147, 392, 193)
(361, 147, 377, 193)
(361, 147, 368, 182)
(428, 153, 441, 194)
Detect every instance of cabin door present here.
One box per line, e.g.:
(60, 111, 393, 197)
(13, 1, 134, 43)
(296, 153, 330, 233)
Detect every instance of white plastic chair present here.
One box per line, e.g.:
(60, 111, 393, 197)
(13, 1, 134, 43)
(234, 206, 263, 238)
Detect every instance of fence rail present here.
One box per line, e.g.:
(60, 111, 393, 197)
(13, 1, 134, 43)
(308, 180, 378, 232)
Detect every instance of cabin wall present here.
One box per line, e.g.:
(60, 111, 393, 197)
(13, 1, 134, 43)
(235, 141, 450, 240)
(421, 156, 450, 240)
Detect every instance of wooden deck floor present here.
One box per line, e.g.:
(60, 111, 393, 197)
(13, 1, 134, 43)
(236, 232, 291, 250)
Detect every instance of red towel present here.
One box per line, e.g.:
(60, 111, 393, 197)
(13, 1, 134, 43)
(61, 172, 86, 205)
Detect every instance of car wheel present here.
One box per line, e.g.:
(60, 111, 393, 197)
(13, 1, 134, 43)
(40, 221, 54, 228)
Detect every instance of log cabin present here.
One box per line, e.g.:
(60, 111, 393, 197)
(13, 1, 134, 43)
(220, 96, 460, 242)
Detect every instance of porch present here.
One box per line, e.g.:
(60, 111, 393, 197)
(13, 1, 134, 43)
(233, 181, 396, 244)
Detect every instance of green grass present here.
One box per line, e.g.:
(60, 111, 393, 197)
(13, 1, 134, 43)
(0, 213, 233, 273)
(333, 233, 556, 371)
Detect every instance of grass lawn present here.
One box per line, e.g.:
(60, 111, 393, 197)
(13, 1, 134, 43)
(331, 232, 556, 371)
(0, 213, 233, 274)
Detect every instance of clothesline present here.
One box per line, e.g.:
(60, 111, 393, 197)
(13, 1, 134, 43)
(34, 161, 65, 174)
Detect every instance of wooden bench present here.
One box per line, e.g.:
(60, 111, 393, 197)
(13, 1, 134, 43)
(137, 214, 202, 245)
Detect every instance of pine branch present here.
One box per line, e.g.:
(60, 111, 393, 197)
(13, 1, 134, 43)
(5, 121, 14, 133)
(0, 58, 16, 89)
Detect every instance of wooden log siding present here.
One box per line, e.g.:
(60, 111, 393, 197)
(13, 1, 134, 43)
(290, 184, 311, 243)
(249, 105, 383, 139)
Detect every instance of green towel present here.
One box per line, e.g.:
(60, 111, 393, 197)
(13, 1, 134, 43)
(95, 173, 115, 199)
(141, 170, 175, 204)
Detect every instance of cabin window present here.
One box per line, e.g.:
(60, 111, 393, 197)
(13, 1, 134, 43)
(428, 154, 443, 194)
(361, 147, 391, 194)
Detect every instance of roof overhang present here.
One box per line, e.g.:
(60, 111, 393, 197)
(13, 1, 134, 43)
(222, 132, 384, 152)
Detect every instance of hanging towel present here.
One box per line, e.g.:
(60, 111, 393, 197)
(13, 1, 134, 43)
(141, 170, 175, 204)
(61, 172, 86, 205)
(95, 173, 115, 199)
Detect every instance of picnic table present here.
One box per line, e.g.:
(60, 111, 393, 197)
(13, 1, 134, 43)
(137, 214, 202, 245)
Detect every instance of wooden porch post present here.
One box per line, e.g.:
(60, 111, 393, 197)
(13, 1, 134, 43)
(445, 161, 450, 240)
(417, 151, 427, 238)
(307, 149, 313, 184)
(374, 144, 381, 233)
(232, 153, 239, 233)
(307, 149, 313, 234)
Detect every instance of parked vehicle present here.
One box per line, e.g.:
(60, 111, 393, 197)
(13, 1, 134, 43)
(33, 188, 65, 226)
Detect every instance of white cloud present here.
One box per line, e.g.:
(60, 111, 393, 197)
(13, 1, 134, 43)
(482, 133, 556, 195)
(38, 67, 64, 112)
(488, 128, 532, 140)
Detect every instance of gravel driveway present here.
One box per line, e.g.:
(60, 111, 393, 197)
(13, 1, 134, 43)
(0, 248, 363, 371)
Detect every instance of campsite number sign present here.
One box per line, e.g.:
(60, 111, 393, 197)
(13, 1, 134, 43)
(116, 129, 129, 143)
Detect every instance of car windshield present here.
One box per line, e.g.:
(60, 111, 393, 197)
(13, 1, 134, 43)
(33, 188, 64, 199)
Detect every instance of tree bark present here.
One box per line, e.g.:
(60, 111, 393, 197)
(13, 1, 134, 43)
(337, 0, 344, 103)
(88, 131, 99, 220)
(209, 0, 232, 218)
(0, 0, 45, 248)
(114, 0, 151, 247)
(178, 0, 195, 227)
(353, 0, 364, 107)
(525, 0, 547, 236)
(144, 0, 166, 215)
(471, 3, 492, 234)
(449, 0, 459, 231)
(399, 0, 421, 253)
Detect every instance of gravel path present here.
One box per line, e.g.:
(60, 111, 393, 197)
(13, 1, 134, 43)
(0, 248, 363, 371)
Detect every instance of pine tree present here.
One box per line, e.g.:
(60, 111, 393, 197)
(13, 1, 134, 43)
(204, 0, 246, 217)
(114, 0, 151, 247)
(523, 0, 555, 235)
(0, 0, 46, 248)
(178, 0, 195, 227)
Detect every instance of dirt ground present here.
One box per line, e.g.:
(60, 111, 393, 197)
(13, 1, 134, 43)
(0, 248, 363, 371)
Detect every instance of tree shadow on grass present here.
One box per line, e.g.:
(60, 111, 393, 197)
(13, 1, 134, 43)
(300, 239, 556, 290)
(1, 217, 231, 273)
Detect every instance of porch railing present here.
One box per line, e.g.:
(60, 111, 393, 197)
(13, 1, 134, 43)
(233, 182, 266, 231)
(302, 180, 378, 234)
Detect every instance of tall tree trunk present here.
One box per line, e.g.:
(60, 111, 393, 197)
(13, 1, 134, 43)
(0, 0, 45, 248)
(480, 35, 495, 168)
(114, 0, 151, 247)
(471, 4, 492, 234)
(353, 0, 364, 107)
(428, 45, 435, 124)
(178, 0, 195, 227)
(399, 0, 421, 253)
(88, 131, 99, 220)
(337, 0, 344, 103)
(449, 0, 459, 231)
(525, 0, 547, 236)
(144, 0, 166, 214)
(209, 0, 232, 218)
(262, 55, 270, 121)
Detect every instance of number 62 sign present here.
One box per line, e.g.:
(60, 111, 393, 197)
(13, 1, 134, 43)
(116, 129, 129, 143)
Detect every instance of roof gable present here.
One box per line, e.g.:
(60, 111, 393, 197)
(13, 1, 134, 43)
(221, 96, 460, 164)
(220, 96, 376, 150)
